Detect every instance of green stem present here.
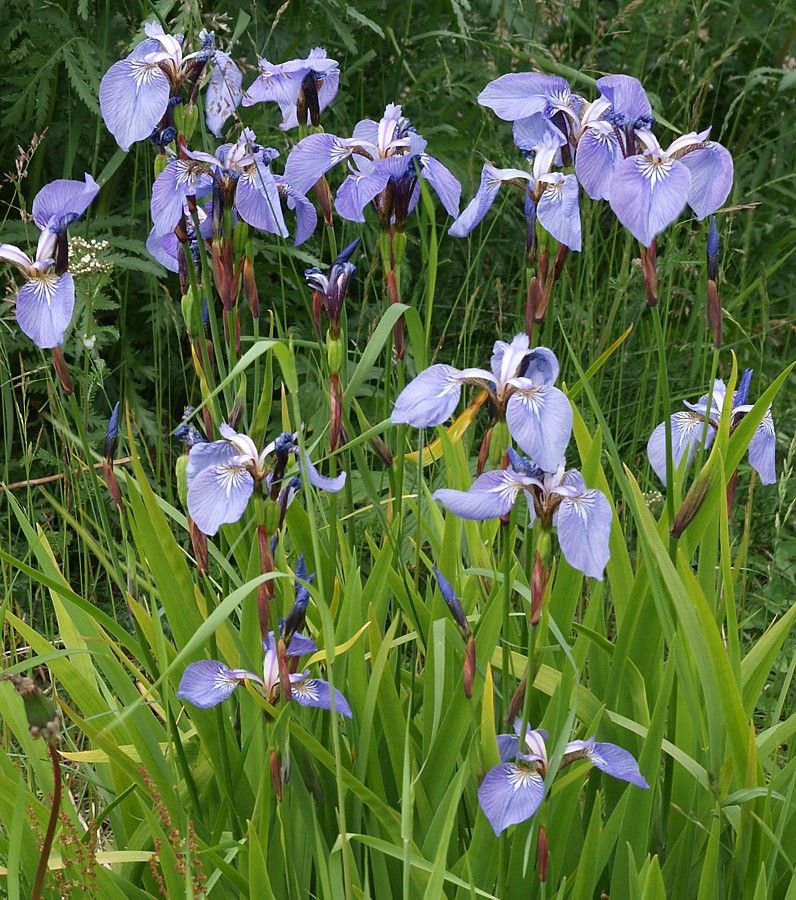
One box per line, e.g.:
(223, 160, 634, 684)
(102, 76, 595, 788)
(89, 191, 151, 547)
(651, 304, 676, 556)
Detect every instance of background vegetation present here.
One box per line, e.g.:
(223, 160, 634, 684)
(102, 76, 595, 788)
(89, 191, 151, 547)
(1, 0, 794, 897)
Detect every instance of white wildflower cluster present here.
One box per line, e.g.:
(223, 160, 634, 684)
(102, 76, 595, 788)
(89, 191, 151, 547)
(69, 237, 112, 276)
(644, 490, 664, 509)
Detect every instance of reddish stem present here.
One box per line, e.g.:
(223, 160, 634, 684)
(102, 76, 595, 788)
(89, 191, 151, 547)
(32, 743, 61, 900)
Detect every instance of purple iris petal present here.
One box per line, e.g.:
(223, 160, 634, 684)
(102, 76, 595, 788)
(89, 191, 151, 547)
(391, 364, 465, 427)
(608, 153, 691, 247)
(680, 142, 733, 220)
(478, 72, 570, 121)
(32, 174, 100, 231)
(433, 469, 521, 520)
(286, 633, 318, 656)
(575, 125, 620, 200)
(283, 132, 352, 196)
(146, 227, 180, 272)
(521, 347, 559, 386)
(569, 738, 649, 788)
(551, 480, 613, 579)
(289, 675, 353, 717)
(647, 411, 716, 485)
(15, 272, 75, 348)
(177, 660, 260, 708)
(448, 164, 530, 238)
(512, 112, 566, 154)
(235, 155, 288, 237)
(186, 439, 237, 482)
(490, 333, 530, 385)
(304, 453, 346, 493)
(187, 460, 255, 535)
(205, 51, 243, 137)
(594, 74, 652, 121)
(497, 734, 520, 763)
(99, 57, 171, 151)
(478, 762, 546, 836)
(420, 154, 461, 217)
(151, 159, 214, 237)
(537, 173, 581, 250)
(335, 159, 397, 223)
(275, 176, 318, 246)
(505, 381, 573, 472)
(747, 412, 776, 485)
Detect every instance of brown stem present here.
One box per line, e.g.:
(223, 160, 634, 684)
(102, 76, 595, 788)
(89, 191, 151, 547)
(32, 743, 62, 900)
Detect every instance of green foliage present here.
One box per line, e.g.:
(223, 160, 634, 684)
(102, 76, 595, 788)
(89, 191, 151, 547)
(1, 0, 795, 897)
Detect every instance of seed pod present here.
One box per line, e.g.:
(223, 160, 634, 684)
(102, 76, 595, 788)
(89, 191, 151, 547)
(463, 634, 476, 700)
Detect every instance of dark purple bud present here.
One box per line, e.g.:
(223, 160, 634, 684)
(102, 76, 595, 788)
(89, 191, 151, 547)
(524, 193, 537, 255)
(706, 216, 719, 281)
(335, 237, 362, 267)
(149, 125, 178, 147)
(432, 566, 470, 636)
(173, 407, 206, 449)
(283, 555, 315, 641)
(733, 369, 753, 408)
(103, 401, 121, 460)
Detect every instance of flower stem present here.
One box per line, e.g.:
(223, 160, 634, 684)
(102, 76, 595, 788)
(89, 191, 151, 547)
(651, 304, 676, 556)
(32, 742, 62, 900)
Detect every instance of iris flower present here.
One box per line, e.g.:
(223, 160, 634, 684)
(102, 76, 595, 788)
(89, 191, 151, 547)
(391, 334, 572, 473)
(434, 448, 612, 580)
(647, 371, 776, 486)
(1, 174, 99, 347)
(243, 48, 340, 130)
(100, 24, 242, 150)
(177, 630, 351, 717)
(284, 103, 460, 225)
(607, 127, 733, 248)
(449, 114, 580, 249)
(186, 425, 346, 536)
(479, 720, 648, 835)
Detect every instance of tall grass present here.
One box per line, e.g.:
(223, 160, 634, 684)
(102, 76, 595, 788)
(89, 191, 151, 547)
(1, 0, 795, 897)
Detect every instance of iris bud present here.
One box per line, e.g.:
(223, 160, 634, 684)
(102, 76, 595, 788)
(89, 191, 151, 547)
(154, 154, 170, 179)
(488, 421, 509, 467)
(174, 102, 199, 141)
(327, 334, 344, 374)
(176, 454, 189, 511)
(263, 497, 282, 534)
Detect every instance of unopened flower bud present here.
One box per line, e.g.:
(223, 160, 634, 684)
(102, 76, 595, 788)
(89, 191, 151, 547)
(476, 426, 493, 476)
(173, 102, 199, 141)
(51, 347, 73, 394)
(432, 566, 470, 636)
(463, 634, 476, 700)
(315, 177, 334, 227)
(176, 454, 189, 511)
(641, 240, 658, 307)
(706, 216, 719, 282)
(154, 153, 171, 179)
(488, 421, 509, 467)
(671, 468, 713, 538)
(537, 825, 549, 883)
(189, 519, 208, 575)
(243, 255, 259, 318)
(103, 402, 121, 461)
(102, 459, 122, 511)
(269, 748, 283, 802)
(525, 276, 543, 333)
(327, 334, 344, 374)
(369, 435, 393, 467)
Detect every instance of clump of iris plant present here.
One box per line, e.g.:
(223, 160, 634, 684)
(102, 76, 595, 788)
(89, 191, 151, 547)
(286, 102, 460, 356)
(647, 370, 776, 487)
(472, 71, 732, 309)
(479, 719, 647, 836)
(100, 23, 242, 150)
(391, 334, 572, 473)
(1, 174, 100, 393)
